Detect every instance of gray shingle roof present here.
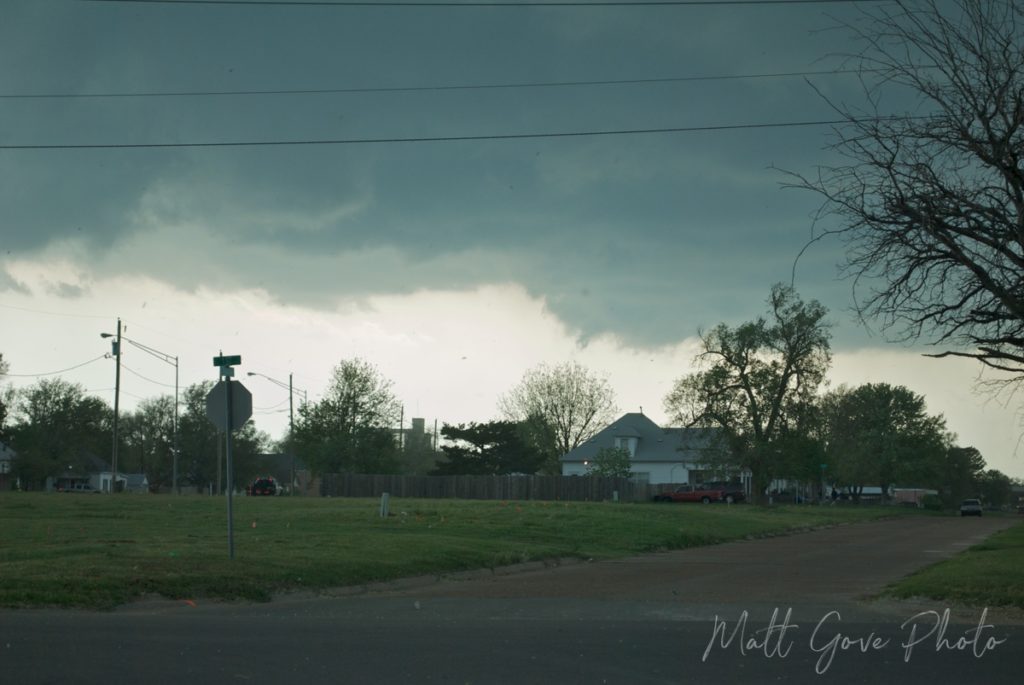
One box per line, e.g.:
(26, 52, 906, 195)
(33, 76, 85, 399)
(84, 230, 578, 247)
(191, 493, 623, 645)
(561, 412, 720, 464)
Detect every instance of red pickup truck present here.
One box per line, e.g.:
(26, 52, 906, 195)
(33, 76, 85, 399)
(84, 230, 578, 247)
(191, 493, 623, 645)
(652, 483, 745, 504)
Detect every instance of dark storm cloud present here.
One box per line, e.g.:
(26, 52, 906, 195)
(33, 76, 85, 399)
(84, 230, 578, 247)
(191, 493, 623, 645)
(0, 0, 872, 345)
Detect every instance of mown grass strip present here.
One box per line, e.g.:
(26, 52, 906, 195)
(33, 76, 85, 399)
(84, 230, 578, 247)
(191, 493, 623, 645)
(886, 522, 1024, 609)
(0, 493, 912, 609)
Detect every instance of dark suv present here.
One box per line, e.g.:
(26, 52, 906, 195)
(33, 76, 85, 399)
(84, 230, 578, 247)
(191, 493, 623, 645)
(249, 477, 278, 496)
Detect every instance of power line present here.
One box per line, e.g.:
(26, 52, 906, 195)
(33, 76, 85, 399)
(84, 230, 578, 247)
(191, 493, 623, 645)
(254, 397, 290, 411)
(0, 301, 113, 320)
(4, 355, 108, 378)
(82, 1, 889, 8)
(0, 68, 871, 100)
(121, 363, 179, 389)
(0, 117, 865, 150)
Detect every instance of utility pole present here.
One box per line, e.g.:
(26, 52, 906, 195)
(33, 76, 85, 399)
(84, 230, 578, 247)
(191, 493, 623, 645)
(172, 357, 179, 494)
(288, 372, 295, 496)
(111, 318, 122, 493)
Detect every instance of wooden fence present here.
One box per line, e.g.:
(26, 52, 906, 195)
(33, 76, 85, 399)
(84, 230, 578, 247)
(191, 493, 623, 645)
(319, 473, 654, 502)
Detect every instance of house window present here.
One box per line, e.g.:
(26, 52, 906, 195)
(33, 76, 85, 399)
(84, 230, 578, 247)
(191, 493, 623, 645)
(614, 437, 637, 456)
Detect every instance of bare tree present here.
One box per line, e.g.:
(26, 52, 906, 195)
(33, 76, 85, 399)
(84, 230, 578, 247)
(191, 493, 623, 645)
(499, 361, 617, 463)
(787, 0, 1024, 390)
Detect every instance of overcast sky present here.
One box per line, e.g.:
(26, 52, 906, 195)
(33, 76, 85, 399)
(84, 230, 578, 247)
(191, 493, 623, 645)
(2, 0, 1021, 478)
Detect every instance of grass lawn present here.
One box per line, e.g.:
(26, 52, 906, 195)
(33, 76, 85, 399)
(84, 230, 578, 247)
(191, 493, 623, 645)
(886, 521, 1024, 609)
(1, 493, 912, 609)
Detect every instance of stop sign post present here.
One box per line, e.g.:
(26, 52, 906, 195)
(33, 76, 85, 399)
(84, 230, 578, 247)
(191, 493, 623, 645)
(205, 380, 252, 432)
(207, 354, 247, 560)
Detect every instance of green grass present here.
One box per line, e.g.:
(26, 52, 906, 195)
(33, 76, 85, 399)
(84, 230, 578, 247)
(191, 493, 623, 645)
(0, 493, 911, 609)
(886, 521, 1024, 609)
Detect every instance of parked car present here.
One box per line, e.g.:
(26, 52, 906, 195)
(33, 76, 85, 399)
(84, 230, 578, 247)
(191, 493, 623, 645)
(701, 481, 746, 503)
(65, 483, 99, 494)
(248, 477, 278, 496)
(652, 483, 744, 504)
(959, 498, 983, 517)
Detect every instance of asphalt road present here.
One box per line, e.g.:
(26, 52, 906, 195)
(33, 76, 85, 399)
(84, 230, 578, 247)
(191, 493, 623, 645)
(2, 515, 1021, 684)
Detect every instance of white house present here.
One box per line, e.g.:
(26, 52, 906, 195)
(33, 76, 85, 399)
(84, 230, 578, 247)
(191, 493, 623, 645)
(561, 412, 732, 486)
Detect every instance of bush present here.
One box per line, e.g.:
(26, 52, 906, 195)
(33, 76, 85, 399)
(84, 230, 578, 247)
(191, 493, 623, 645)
(921, 494, 943, 511)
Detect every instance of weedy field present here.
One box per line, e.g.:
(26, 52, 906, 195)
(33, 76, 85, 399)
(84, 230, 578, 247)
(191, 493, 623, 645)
(0, 493, 916, 608)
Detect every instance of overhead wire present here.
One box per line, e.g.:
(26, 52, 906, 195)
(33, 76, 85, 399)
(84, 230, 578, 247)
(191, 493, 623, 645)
(4, 355, 108, 377)
(0, 301, 114, 320)
(0, 68, 877, 100)
(120, 363, 179, 389)
(81, 1, 891, 8)
(0, 117, 886, 150)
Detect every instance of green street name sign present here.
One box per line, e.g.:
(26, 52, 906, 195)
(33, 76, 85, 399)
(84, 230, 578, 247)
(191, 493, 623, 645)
(213, 354, 242, 367)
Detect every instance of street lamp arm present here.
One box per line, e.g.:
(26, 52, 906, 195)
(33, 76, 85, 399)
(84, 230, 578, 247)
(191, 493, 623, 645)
(248, 371, 307, 399)
(122, 337, 177, 367)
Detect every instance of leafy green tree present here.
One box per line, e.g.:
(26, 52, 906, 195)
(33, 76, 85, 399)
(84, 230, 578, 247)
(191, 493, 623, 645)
(939, 445, 986, 508)
(293, 358, 402, 475)
(588, 446, 632, 478)
(121, 395, 175, 491)
(664, 285, 831, 504)
(8, 378, 112, 488)
(977, 469, 1013, 508)
(432, 420, 547, 476)
(499, 361, 617, 464)
(177, 381, 270, 492)
(822, 384, 946, 501)
(0, 353, 9, 441)
(516, 413, 560, 475)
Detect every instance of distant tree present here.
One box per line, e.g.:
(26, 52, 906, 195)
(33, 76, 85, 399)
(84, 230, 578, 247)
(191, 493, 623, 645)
(177, 381, 269, 492)
(821, 384, 947, 501)
(0, 353, 9, 441)
(664, 285, 831, 504)
(516, 413, 561, 475)
(588, 446, 632, 478)
(121, 395, 175, 490)
(8, 378, 111, 488)
(432, 420, 547, 476)
(293, 358, 402, 475)
(976, 469, 1014, 509)
(787, 0, 1024, 393)
(499, 361, 617, 465)
(938, 445, 986, 508)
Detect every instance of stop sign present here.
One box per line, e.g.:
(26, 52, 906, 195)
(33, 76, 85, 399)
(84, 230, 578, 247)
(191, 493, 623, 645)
(205, 380, 253, 432)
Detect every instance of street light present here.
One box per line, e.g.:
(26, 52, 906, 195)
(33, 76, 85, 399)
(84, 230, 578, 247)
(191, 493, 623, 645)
(247, 371, 307, 495)
(102, 325, 180, 494)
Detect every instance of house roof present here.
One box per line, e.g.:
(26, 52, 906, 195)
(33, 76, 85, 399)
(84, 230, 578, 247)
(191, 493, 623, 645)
(561, 412, 720, 464)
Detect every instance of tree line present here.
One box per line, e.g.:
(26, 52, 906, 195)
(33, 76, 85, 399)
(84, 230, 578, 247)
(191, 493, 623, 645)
(0, 302, 1019, 507)
(0, 367, 269, 492)
(665, 284, 1018, 508)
